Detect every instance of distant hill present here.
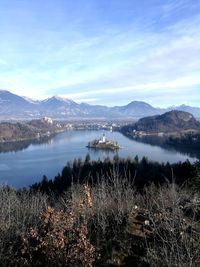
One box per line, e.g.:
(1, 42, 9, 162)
(0, 118, 61, 142)
(171, 104, 200, 118)
(0, 90, 200, 120)
(127, 110, 200, 134)
(111, 101, 163, 117)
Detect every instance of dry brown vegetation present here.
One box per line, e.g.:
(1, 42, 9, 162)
(0, 174, 200, 266)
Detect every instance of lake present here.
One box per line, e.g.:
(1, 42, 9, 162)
(0, 130, 198, 188)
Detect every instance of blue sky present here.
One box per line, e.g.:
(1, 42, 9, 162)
(0, 0, 200, 107)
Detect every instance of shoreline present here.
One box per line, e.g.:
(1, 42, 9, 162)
(0, 130, 64, 144)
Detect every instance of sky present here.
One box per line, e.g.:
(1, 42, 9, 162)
(0, 0, 200, 107)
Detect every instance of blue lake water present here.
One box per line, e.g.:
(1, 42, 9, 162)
(0, 130, 198, 188)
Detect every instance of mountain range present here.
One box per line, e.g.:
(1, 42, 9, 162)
(0, 90, 200, 120)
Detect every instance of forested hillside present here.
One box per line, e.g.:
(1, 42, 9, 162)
(0, 119, 61, 142)
(121, 110, 200, 135)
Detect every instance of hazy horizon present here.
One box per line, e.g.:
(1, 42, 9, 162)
(1, 88, 200, 109)
(0, 0, 200, 107)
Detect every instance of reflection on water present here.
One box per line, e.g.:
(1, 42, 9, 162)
(133, 135, 200, 160)
(87, 147, 118, 159)
(0, 130, 199, 188)
(0, 136, 53, 153)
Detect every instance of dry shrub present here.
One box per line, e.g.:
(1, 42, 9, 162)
(87, 175, 143, 266)
(0, 185, 97, 267)
(1, 177, 199, 267)
(70, 184, 94, 221)
(144, 183, 200, 267)
(0, 187, 48, 266)
(20, 202, 96, 266)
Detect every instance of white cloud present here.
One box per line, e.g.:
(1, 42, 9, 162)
(0, 0, 200, 106)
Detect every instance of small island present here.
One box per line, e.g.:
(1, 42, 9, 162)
(87, 134, 120, 150)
